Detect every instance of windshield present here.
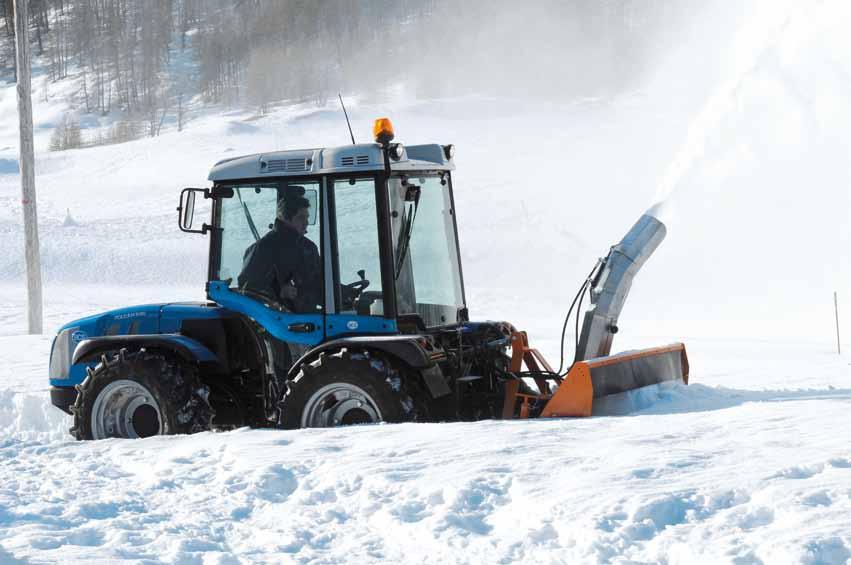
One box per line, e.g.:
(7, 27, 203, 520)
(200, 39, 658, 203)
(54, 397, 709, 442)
(389, 174, 464, 326)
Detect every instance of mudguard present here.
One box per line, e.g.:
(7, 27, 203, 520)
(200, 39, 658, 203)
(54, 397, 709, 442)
(73, 334, 223, 371)
(288, 335, 452, 398)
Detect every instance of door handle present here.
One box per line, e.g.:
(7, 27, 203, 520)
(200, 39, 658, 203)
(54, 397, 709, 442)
(288, 322, 316, 333)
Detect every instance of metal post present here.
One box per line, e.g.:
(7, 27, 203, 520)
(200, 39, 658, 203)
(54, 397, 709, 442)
(835, 291, 841, 355)
(14, 0, 44, 334)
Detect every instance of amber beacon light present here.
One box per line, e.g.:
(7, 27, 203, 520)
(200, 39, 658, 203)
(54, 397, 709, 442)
(373, 118, 395, 145)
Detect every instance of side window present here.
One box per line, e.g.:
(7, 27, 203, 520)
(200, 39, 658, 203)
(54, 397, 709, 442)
(219, 181, 323, 313)
(333, 178, 383, 315)
(219, 185, 278, 285)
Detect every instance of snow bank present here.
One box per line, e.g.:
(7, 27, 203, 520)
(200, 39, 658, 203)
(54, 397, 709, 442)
(0, 336, 71, 442)
(0, 389, 70, 442)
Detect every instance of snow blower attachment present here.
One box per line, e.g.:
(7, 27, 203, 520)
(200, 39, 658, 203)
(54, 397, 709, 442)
(503, 213, 689, 418)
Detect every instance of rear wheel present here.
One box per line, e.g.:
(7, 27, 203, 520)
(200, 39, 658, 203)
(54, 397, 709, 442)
(279, 350, 418, 429)
(70, 349, 213, 440)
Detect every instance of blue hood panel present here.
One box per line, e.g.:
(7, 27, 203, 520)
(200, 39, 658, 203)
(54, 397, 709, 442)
(58, 302, 231, 342)
(50, 302, 233, 388)
(59, 304, 164, 339)
(159, 302, 231, 333)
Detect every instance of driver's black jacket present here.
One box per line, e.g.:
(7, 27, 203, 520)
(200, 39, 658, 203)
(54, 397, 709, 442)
(237, 220, 321, 313)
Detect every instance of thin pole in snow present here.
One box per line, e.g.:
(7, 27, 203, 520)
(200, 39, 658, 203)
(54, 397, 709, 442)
(835, 291, 841, 355)
(14, 0, 44, 335)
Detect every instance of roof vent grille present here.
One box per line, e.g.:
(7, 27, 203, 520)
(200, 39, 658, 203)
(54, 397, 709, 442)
(340, 155, 369, 167)
(266, 158, 307, 172)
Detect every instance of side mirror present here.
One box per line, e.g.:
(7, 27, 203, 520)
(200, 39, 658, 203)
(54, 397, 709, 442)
(180, 190, 195, 229)
(178, 188, 209, 233)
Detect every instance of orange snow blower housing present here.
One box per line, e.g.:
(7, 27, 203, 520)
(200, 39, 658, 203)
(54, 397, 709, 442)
(504, 333, 688, 418)
(502, 213, 689, 418)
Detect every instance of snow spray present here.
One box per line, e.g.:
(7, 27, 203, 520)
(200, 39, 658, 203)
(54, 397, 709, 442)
(648, 2, 799, 222)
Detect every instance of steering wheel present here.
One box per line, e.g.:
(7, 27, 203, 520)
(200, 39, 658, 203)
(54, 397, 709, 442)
(344, 278, 370, 294)
(341, 274, 370, 309)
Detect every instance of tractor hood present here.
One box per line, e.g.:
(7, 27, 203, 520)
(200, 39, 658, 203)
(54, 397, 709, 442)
(49, 302, 231, 387)
(55, 302, 229, 339)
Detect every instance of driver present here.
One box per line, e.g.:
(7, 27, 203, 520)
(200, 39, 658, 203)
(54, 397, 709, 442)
(237, 190, 321, 313)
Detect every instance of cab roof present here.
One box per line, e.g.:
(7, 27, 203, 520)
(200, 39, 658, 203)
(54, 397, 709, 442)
(208, 143, 454, 182)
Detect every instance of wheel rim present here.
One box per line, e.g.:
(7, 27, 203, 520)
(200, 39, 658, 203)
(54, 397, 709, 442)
(91, 379, 163, 439)
(301, 382, 383, 428)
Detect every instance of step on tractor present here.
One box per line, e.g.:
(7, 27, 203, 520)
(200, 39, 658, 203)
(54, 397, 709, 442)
(48, 118, 689, 440)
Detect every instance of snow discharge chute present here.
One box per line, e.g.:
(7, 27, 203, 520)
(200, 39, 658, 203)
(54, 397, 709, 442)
(504, 213, 689, 418)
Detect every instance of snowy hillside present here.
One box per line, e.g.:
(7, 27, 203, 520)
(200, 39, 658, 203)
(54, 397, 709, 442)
(1, 0, 850, 563)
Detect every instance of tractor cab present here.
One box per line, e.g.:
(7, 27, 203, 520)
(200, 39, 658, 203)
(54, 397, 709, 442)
(179, 119, 464, 347)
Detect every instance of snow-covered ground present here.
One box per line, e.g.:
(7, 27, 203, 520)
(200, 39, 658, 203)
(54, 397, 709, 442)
(1, 333, 850, 563)
(1, 0, 850, 563)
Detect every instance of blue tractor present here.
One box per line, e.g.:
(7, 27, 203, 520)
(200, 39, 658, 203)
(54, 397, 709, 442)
(48, 118, 688, 440)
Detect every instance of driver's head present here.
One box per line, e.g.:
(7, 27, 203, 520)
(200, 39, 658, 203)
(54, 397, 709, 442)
(277, 195, 310, 235)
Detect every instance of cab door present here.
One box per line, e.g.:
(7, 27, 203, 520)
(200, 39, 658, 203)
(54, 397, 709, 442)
(208, 179, 325, 354)
(326, 176, 397, 337)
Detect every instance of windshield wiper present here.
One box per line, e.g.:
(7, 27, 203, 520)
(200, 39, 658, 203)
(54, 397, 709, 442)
(394, 184, 421, 280)
(236, 187, 261, 242)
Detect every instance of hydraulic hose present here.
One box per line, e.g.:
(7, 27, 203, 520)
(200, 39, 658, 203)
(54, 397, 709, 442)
(555, 262, 599, 375)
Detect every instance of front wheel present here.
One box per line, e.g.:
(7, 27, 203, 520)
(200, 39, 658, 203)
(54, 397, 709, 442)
(279, 350, 418, 429)
(70, 349, 213, 440)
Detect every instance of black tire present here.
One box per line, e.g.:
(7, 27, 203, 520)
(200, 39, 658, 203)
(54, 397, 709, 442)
(279, 350, 418, 429)
(70, 348, 214, 440)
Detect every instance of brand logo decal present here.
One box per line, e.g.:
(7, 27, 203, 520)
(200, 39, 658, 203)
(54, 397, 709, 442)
(346, 320, 359, 331)
(71, 331, 88, 343)
(114, 312, 146, 320)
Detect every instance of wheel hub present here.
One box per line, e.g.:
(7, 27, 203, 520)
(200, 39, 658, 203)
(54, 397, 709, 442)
(91, 379, 163, 439)
(301, 383, 382, 428)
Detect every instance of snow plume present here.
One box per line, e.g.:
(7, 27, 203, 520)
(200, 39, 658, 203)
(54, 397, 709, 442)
(653, 1, 798, 205)
(643, 200, 671, 225)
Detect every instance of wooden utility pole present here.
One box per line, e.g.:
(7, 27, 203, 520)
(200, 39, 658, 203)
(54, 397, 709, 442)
(14, 0, 43, 334)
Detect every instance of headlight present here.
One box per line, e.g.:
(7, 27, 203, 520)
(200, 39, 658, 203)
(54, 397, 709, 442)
(389, 143, 405, 161)
(49, 327, 77, 380)
(443, 144, 455, 159)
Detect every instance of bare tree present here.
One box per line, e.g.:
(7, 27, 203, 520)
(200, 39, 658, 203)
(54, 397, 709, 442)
(49, 112, 81, 150)
(0, 1, 686, 127)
